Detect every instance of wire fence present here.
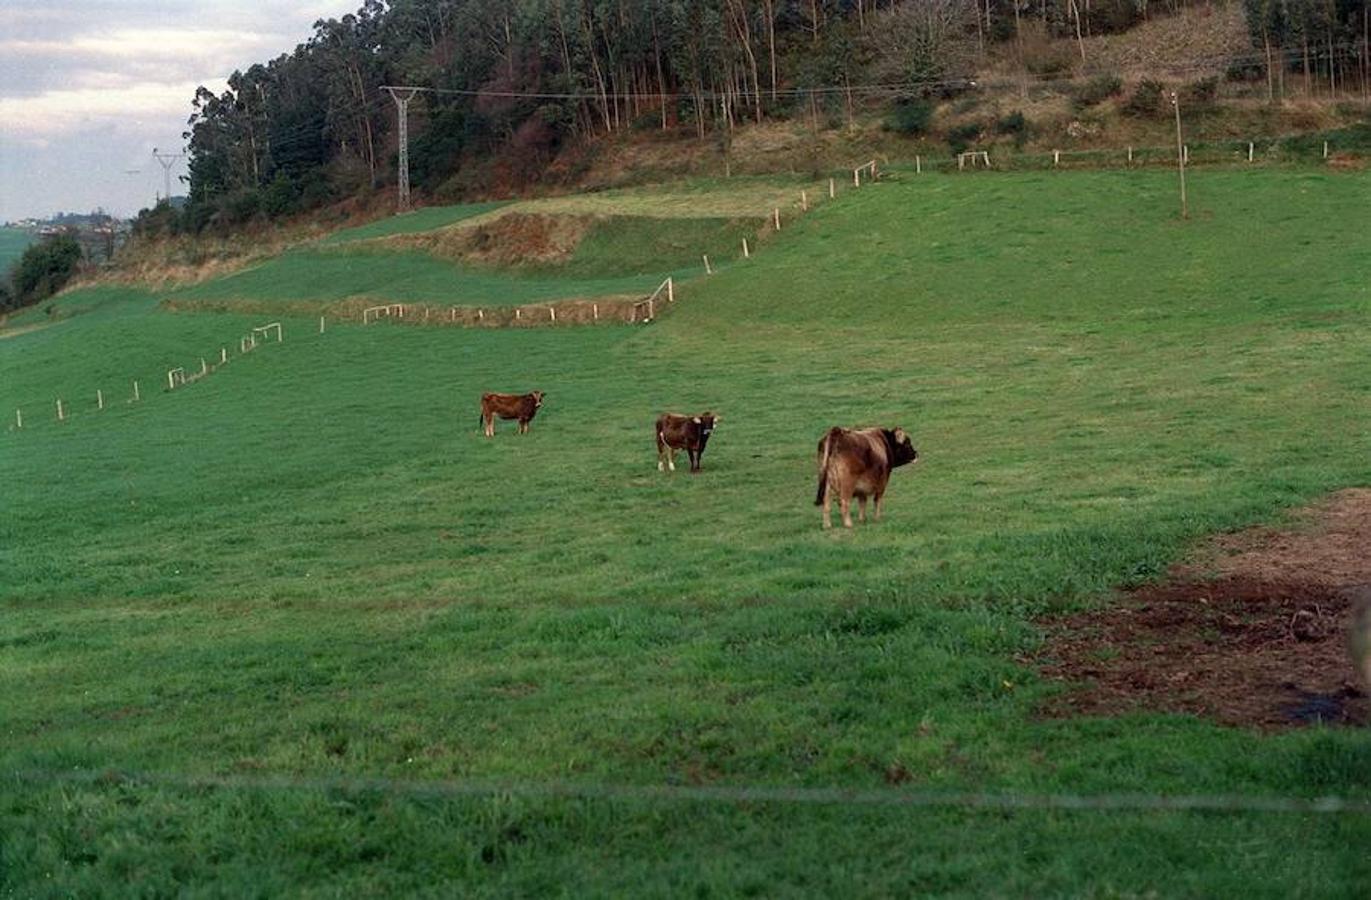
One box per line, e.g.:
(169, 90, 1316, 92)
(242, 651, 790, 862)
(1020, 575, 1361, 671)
(10, 767, 1371, 815)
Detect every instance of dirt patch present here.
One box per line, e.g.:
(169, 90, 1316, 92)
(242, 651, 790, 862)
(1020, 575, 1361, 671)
(383, 212, 593, 267)
(1037, 489, 1371, 729)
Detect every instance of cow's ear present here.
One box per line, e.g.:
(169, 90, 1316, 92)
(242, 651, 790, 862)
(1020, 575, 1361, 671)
(894, 428, 908, 443)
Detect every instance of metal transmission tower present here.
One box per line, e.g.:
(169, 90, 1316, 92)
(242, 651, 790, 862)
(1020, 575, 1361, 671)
(151, 148, 185, 202)
(382, 86, 420, 212)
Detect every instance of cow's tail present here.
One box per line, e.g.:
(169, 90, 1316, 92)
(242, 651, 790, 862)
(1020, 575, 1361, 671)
(814, 429, 836, 506)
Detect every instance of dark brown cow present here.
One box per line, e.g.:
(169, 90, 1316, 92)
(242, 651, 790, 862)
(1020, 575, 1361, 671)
(655, 412, 719, 473)
(479, 391, 544, 437)
(814, 426, 918, 529)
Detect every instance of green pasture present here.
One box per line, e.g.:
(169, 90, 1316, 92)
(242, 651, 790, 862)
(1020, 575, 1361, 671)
(3, 169, 1370, 894)
(321, 200, 510, 244)
(0, 226, 34, 274)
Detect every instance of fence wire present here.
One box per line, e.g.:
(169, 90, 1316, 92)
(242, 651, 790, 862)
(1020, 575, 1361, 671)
(10, 768, 1371, 815)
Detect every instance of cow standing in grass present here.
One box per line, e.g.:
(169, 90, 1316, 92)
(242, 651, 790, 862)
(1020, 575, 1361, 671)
(656, 412, 719, 473)
(479, 391, 544, 437)
(814, 426, 918, 529)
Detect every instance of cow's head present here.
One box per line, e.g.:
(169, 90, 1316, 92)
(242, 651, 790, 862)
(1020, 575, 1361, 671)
(530, 391, 545, 407)
(693, 411, 719, 438)
(884, 427, 919, 467)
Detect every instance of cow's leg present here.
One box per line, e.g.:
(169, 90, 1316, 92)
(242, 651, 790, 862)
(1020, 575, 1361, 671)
(483, 414, 494, 438)
(667, 448, 676, 472)
(873, 490, 884, 522)
(821, 485, 832, 529)
(518, 418, 527, 434)
(840, 487, 854, 528)
(857, 495, 868, 523)
(688, 449, 700, 473)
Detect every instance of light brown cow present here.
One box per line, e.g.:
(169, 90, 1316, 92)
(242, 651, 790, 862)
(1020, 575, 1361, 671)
(814, 426, 919, 529)
(479, 391, 544, 437)
(655, 412, 719, 473)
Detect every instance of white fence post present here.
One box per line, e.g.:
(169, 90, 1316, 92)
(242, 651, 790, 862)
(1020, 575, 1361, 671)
(549, 306, 556, 323)
(56, 399, 64, 421)
(916, 155, 922, 174)
(14, 409, 21, 430)
(667, 277, 674, 303)
(1248, 141, 1254, 162)
(703, 254, 712, 275)
(1323, 140, 1329, 159)
(773, 208, 781, 230)
(742, 238, 749, 258)
(1127, 146, 1133, 165)
(592, 303, 599, 320)
(97, 389, 103, 410)
(829, 178, 835, 198)
(1053, 149, 1060, 167)
(801, 190, 808, 211)
(132, 381, 140, 402)
(319, 315, 326, 333)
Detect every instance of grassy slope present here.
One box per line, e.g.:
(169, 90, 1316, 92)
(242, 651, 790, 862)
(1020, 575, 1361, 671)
(2, 170, 1370, 895)
(0, 227, 33, 274)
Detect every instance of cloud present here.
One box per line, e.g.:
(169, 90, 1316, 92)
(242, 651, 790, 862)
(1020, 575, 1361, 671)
(0, 81, 214, 141)
(0, 0, 360, 219)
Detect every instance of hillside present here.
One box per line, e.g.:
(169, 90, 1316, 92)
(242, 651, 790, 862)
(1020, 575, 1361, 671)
(3, 167, 1370, 893)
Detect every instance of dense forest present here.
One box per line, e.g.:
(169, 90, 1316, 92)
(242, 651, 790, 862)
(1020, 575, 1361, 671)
(150, 0, 1369, 233)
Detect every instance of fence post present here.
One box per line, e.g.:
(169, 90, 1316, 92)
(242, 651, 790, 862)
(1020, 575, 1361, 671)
(1248, 141, 1254, 162)
(200, 358, 207, 376)
(1127, 146, 1133, 165)
(56, 399, 64, 421)
(742, 238, 749, 258)
(773, 208, 781, 231)
(549, 306, 556, 323)
(319, 315, 326, 333)
(593, 303, 599, 321)
(703, 254, 712, 275)
(478, 309, 484, 321)
(829, 178, 835, 198)
(515, 308, 521, 320)
(667, 278, 674, 303)
(648, 298, 654, 320)
(1323, 140, 1329, 159)
(801, 190, 808, 211)
(220, 347, 227, 364)
(853, 168, 860, 187)
(1183, 144, 1189, 164)
(14, 409, 20, 430)
(1053, 149, 1060, 167)
(916, 155, 922, 174)
(132, 380, 140, 402)
(97, 389, 103, 410)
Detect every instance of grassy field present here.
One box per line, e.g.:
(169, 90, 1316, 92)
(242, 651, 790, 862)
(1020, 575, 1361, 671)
(3, 169, 1370, 894)
(0, 226, 34, 274)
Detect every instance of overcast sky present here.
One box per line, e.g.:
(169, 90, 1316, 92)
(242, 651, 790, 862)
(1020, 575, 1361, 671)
(0, 0, 360, 222)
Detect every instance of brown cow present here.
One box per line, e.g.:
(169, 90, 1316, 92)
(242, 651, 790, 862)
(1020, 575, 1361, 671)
(814, 426, 918, 529)
(655, 412, 719, 473)
(479, 391, 544, 437)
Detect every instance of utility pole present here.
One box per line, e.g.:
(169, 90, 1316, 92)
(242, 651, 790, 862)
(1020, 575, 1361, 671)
(151, 148, 185, 203)
(1167, 91, 1188, 220)
(382, 86, 420, 213)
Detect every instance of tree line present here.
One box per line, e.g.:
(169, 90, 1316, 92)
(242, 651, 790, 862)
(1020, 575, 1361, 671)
(153, 0, 1368, 235)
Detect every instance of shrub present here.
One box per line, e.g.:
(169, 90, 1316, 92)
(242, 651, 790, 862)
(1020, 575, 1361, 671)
(1226, 59, 1265, 82)
(883, 99, 933, 136)
(995, 111, 1029, 148)
(1184, 76, 1220, 107)
(11, 235, 81, 307)
(1071, 74, 1123, 110)
(946, 122, 983, 153)
(1122, 79, 1166, 118)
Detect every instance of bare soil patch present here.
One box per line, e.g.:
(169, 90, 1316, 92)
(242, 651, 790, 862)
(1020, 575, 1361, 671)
(384, 212, 593, 266)
(1037, 489, 1371, 729)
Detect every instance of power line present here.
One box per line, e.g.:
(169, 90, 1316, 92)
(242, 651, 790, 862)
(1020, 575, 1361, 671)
(151, 148, 186, 202)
